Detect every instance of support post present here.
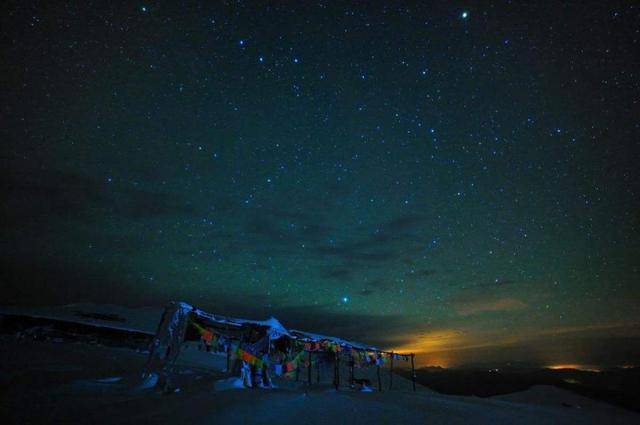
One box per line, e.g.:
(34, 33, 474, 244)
(411, 353, 416, 391)
(295, 345, 300, 382)
(307, 351, 312, 386)
(333, 352, 339, 390)
(349, 354, 354, 386)
(143, 302, 191, 393)
(224, 324, 230, 374)
(336, 351, 340, 390)
(336, 352, 341, 388)
(389, 352, 394, 390)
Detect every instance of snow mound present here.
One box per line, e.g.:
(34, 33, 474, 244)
(136, 372, 158, 390)
(493, 384, 616, 410)
(214, 377, 248, 391)
(96, 376, 122, 383)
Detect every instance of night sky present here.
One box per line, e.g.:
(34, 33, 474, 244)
(2, 1, 639, 368)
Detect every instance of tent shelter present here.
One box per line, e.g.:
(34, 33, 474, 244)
(144, 301, 416, 392)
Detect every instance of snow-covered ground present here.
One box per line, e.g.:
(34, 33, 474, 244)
(0, 303, 162, 335)
(1, 340, 638, 425)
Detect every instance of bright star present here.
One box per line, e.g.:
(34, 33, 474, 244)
(342, 296, 349, 303)
(461, 11, 469, 19)
(141, 6, 147, 12)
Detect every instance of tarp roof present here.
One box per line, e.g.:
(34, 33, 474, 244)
(189, 304, 291, 340)
(185, 303, 382, 351)
(289, 329, 379, 351)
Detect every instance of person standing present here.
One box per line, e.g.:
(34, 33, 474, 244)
(261, 352, 272, 388)
(241, 360, 253, 388)
(201, 327, 214, 352)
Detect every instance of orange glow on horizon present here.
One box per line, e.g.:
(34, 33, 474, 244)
(387, 322, 638, 369)
(388, 329, 471, 367)
(545, 364, 601, 372)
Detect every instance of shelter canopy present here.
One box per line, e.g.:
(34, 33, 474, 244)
(184, 302, 386, 352)
(188, 304, 291, 340)
(288, 329, 379, 352)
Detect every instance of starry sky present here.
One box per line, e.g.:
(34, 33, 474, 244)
(2, 1, 639, 368)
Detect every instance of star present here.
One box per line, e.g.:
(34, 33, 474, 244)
(461, 11, 469, 19)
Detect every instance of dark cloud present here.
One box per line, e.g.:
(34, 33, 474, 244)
(245, 216, 281, 238)
(299, 223, 332, 238)
(0, 256, 170, 308)
(242, 209, 331, 251)
(1, 167, 107, 225)
(383, 214, 426, 233)
(406, 269, 437, 279)
(0, 165, 193, 227)
(320, 266, 354, 281)
(313, 244, 397, 265)
(342, 251, 396, 262)
(260, 207, 312, 222)
(454, 297, 526, 316)
(402, 257, 417, 266)
(308, 213, 431, 266)
(202, 230, 235, 241)
(369, 214, 429, 245)
(110, 186, 194, 220)
(368, 278, 394, 290)
(239, 211, 425, 271)
(460, 278, 518, 290)
(249, 262, 271, 272)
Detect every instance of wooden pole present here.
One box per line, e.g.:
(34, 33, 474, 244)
(225, 324, 230, 374)
(377, 364, 382, 392)
(333, 352, 339, 390)
(389, 352, 394, 390)
(295, 343, 300, 382)
(307, 351, 312, 386)
(337, 352, 341, 388)
(410, 353, 416, 391)
(349, 354, 354, 386)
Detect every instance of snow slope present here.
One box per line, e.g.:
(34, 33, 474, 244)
(1, 340, 638, 425)
(0, 303, 162, 334)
